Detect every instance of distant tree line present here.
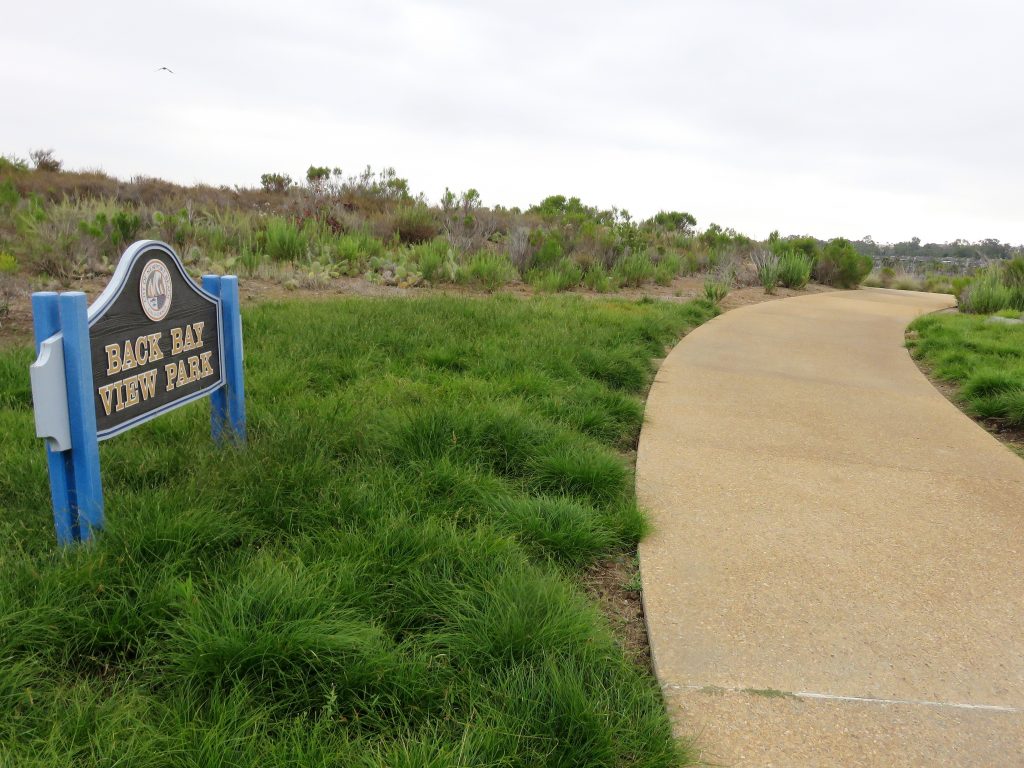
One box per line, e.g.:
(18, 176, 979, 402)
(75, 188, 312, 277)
(851, 236, 1023, 265)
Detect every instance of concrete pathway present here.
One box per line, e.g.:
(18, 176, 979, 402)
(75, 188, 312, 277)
(637, 289, 1024, 766)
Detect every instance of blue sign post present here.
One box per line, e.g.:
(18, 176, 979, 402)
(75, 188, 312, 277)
(29, 241, 246, 545)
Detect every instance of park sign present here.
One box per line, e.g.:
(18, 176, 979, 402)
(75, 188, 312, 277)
(30, 241, 246, 544)
(91, 242, 224, 437)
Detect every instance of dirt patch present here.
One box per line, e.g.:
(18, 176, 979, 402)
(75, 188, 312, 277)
(581, 552, 652, 669)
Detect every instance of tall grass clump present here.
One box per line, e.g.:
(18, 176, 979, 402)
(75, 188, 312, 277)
(777, 249, 811, 289)
(612, 251, 655, 287)
(959, 266, 1015, 314)
(412, 237, 456, 283)
(751, 250, 780, 294)
(653, 253, 682, 286)
(264, 217, 308, 262)
(457, 251, 518, 292)
(528, 259, 583, 292)
(0, 294, 719, 765)
(703, 276, 730, 304)
(584, 263, 612, 292)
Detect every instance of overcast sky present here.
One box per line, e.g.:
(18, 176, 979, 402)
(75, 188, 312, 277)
(4, 1, 1023, 244)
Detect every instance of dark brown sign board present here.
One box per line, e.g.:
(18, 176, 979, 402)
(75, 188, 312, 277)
(87, 242, 225, 439)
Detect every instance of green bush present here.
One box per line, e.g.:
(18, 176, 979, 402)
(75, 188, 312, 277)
(329, 231, 386, 272)
(111, 210, 141, 246)
(814, 238, 872, 288)
(458, 251, 518, 292)
(414, 238, 456, 283)
(393, 204, 439, 244)
(959, 267, 1014, 314)
(0, 180, 19, 210)
(584, 263, 612, 293)
(1003, 258, 1024, 290)
(264, 217, 308, 262)
(703, 277, 730, 304)
(0, 252, 17, 274)
(653, 254, 681, 286)
(612, 252, 655, 287)
(751, 251, 780, 294)
(528, 259, 583, 292)
(777, 249, 811, 289)
(260, 173, 292, 193)
(771, 235, 819, 273)
(531, 233, 565, 271)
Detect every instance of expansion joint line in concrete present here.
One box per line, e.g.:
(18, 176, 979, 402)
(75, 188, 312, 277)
(667, 684, 1024, 714)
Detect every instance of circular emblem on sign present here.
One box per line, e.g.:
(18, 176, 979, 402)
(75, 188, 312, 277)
(139, 258, 173, 321)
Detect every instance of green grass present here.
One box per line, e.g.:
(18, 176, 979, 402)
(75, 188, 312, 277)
(527, 259, 584, 292)
(456, 251, 518, 292)
(0, 293, 718, 766)
(908, 313, 1024, 427)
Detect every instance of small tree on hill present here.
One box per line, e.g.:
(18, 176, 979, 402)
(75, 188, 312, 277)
(30, 149, 62, 172)
(260, 172, 293, 193)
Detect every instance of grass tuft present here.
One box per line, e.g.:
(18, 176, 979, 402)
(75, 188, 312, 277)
(909, 313, 1024, 427)
(0, 293, 716, 765)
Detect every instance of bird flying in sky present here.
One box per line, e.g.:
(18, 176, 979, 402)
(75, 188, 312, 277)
(155, 66, 174, 74)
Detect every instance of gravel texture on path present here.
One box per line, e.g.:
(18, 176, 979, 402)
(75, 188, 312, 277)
(638, 288, 1024, 766)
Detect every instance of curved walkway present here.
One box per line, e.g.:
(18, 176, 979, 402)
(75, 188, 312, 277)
(637, 289, 1024, 766)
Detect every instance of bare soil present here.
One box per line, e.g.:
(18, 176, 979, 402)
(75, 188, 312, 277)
(581, 553, 652, 669)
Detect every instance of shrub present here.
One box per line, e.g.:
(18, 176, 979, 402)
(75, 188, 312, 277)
(584, 263, 612, 292)
(392, 204, 439, 244)
(612, 251, 655, 287)
(0, 180, 19, 210)
(814, 238, 872, 288)
(29, 148, 62, 172)
(531, 233, 565, 271)
(111, 210, 141, 246)
(751, 250, 780, 293)
(959, 267, 1014, 314)
(260, 173, 293, 193)
(457, 251, 517, 292)
(1003, 258, 1024, 291)
(0, 252, 17, 274)
(264, 217, 307, 262)
(0, 154, 29, 173)
(777, 249, 811, 289)
(528, 259, 583, 292)
(414, 238, 456, 283)
(703, 277, 730, 304)
(653, 253, 682, 286)
(306, 165, 330, 184)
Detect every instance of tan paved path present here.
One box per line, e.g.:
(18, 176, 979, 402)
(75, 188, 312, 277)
(637, 289, 1024, 766)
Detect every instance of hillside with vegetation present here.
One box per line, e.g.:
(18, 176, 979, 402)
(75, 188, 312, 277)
(0, 150, 937, 310)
